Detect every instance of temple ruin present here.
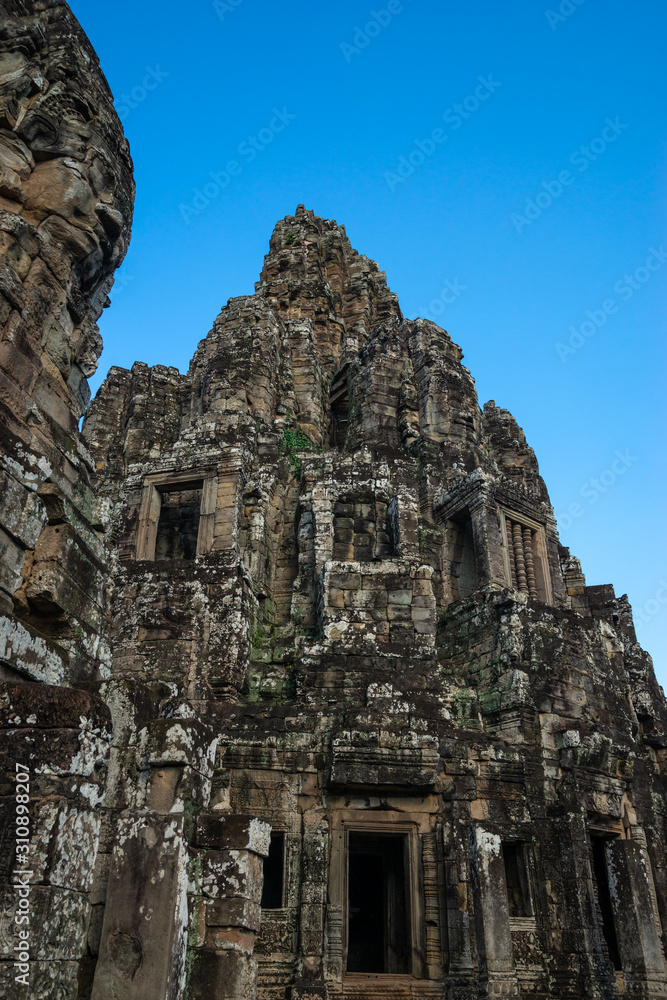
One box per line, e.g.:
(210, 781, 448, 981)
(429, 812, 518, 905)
(0, 3, 666, 999)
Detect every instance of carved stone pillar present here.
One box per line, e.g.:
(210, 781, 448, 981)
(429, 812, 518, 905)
(606, 839, 667, 999)
(91, 719, 217, 1000)
(468, 496, 507, 592)
(468, 825, 521, 998)
(187, 814, 271, 1000)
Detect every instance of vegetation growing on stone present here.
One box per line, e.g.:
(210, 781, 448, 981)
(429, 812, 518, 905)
(279, 424, 319, 476)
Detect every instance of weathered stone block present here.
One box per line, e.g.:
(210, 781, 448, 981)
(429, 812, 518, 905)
(200, 848, 263, 900)
(205, 895, 261, 931)
(187, 949, 258, 1000)
(0, 726, 108, 779)
(328, 572, 361, 590)
(25, 524, 105, 625)
(0, 681, 110, 733)
(329, 733, 439, 789)
(387, 604, 412, 622)
(146, 764, 211, 813)
(0, 616, 66, 683)
(142, 718, 217, 775)
(0, 525, 27, 598)
(328, 587, 344, 608)
(31, 798, 102, 891)
(0, 471, 45, 549)
(195, 814, 271, 855)
(387, 588, 412, 604)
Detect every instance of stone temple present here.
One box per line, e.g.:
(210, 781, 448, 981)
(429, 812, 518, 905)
(1, 3, 666, 999)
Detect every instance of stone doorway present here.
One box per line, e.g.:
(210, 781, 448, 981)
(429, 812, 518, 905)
(347, 832, 410, 975)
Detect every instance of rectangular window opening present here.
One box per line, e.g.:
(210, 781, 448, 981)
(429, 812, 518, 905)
(347, 832, 410, 975)
(503, 842, 533, 918)
(502, 512, 551, 603)
(590, 835, 622, 970)
(329, 373, 349, 449)
(261, 832, 284, 909)
(154, 481, 203, 561)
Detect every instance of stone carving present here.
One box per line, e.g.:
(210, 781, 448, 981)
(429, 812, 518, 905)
(0, 0, 133, 682)
(0, 2, 132, 996)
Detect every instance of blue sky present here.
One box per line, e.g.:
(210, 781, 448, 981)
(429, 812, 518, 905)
(70, 0, 666, 687)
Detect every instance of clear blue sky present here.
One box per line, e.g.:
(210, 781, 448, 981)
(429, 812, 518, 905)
(70, 0, 666, 688)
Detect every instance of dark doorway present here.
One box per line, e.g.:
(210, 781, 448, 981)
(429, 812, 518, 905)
(503, 842, 533, 918)
(347, 832, 409, 974)
(155, 482, 202, 560)
(261, 832, 284, 909)
(590, 836, 622, 970)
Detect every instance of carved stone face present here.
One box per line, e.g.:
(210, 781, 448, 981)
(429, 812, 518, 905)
(0, 0, 134, 415)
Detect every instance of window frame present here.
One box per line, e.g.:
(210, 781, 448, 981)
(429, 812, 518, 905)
(331, 814, 426, 982)
(499, 508, 553, 604)
(502, 840, 538, 931)
(135, 469, 218, 561)
(444, 508, 478, 601)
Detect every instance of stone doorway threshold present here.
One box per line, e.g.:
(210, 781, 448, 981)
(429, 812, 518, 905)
(337, 975, 442, 998)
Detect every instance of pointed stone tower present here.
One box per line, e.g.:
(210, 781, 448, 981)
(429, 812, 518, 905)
(77, 207, 667, 1000)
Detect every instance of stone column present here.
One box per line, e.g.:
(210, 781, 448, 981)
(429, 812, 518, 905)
(553, 812, 617, 998)
(444, 820, 474, 985)
(90, 718, 217, 1000)
(91, 811, 189, 1000)
(0, 683, 111, 999)
(606, 839, 667, 999)
(468, 825, 521, 998)
(187, 814, 271, 1000)
(296, 813, 329, 993)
